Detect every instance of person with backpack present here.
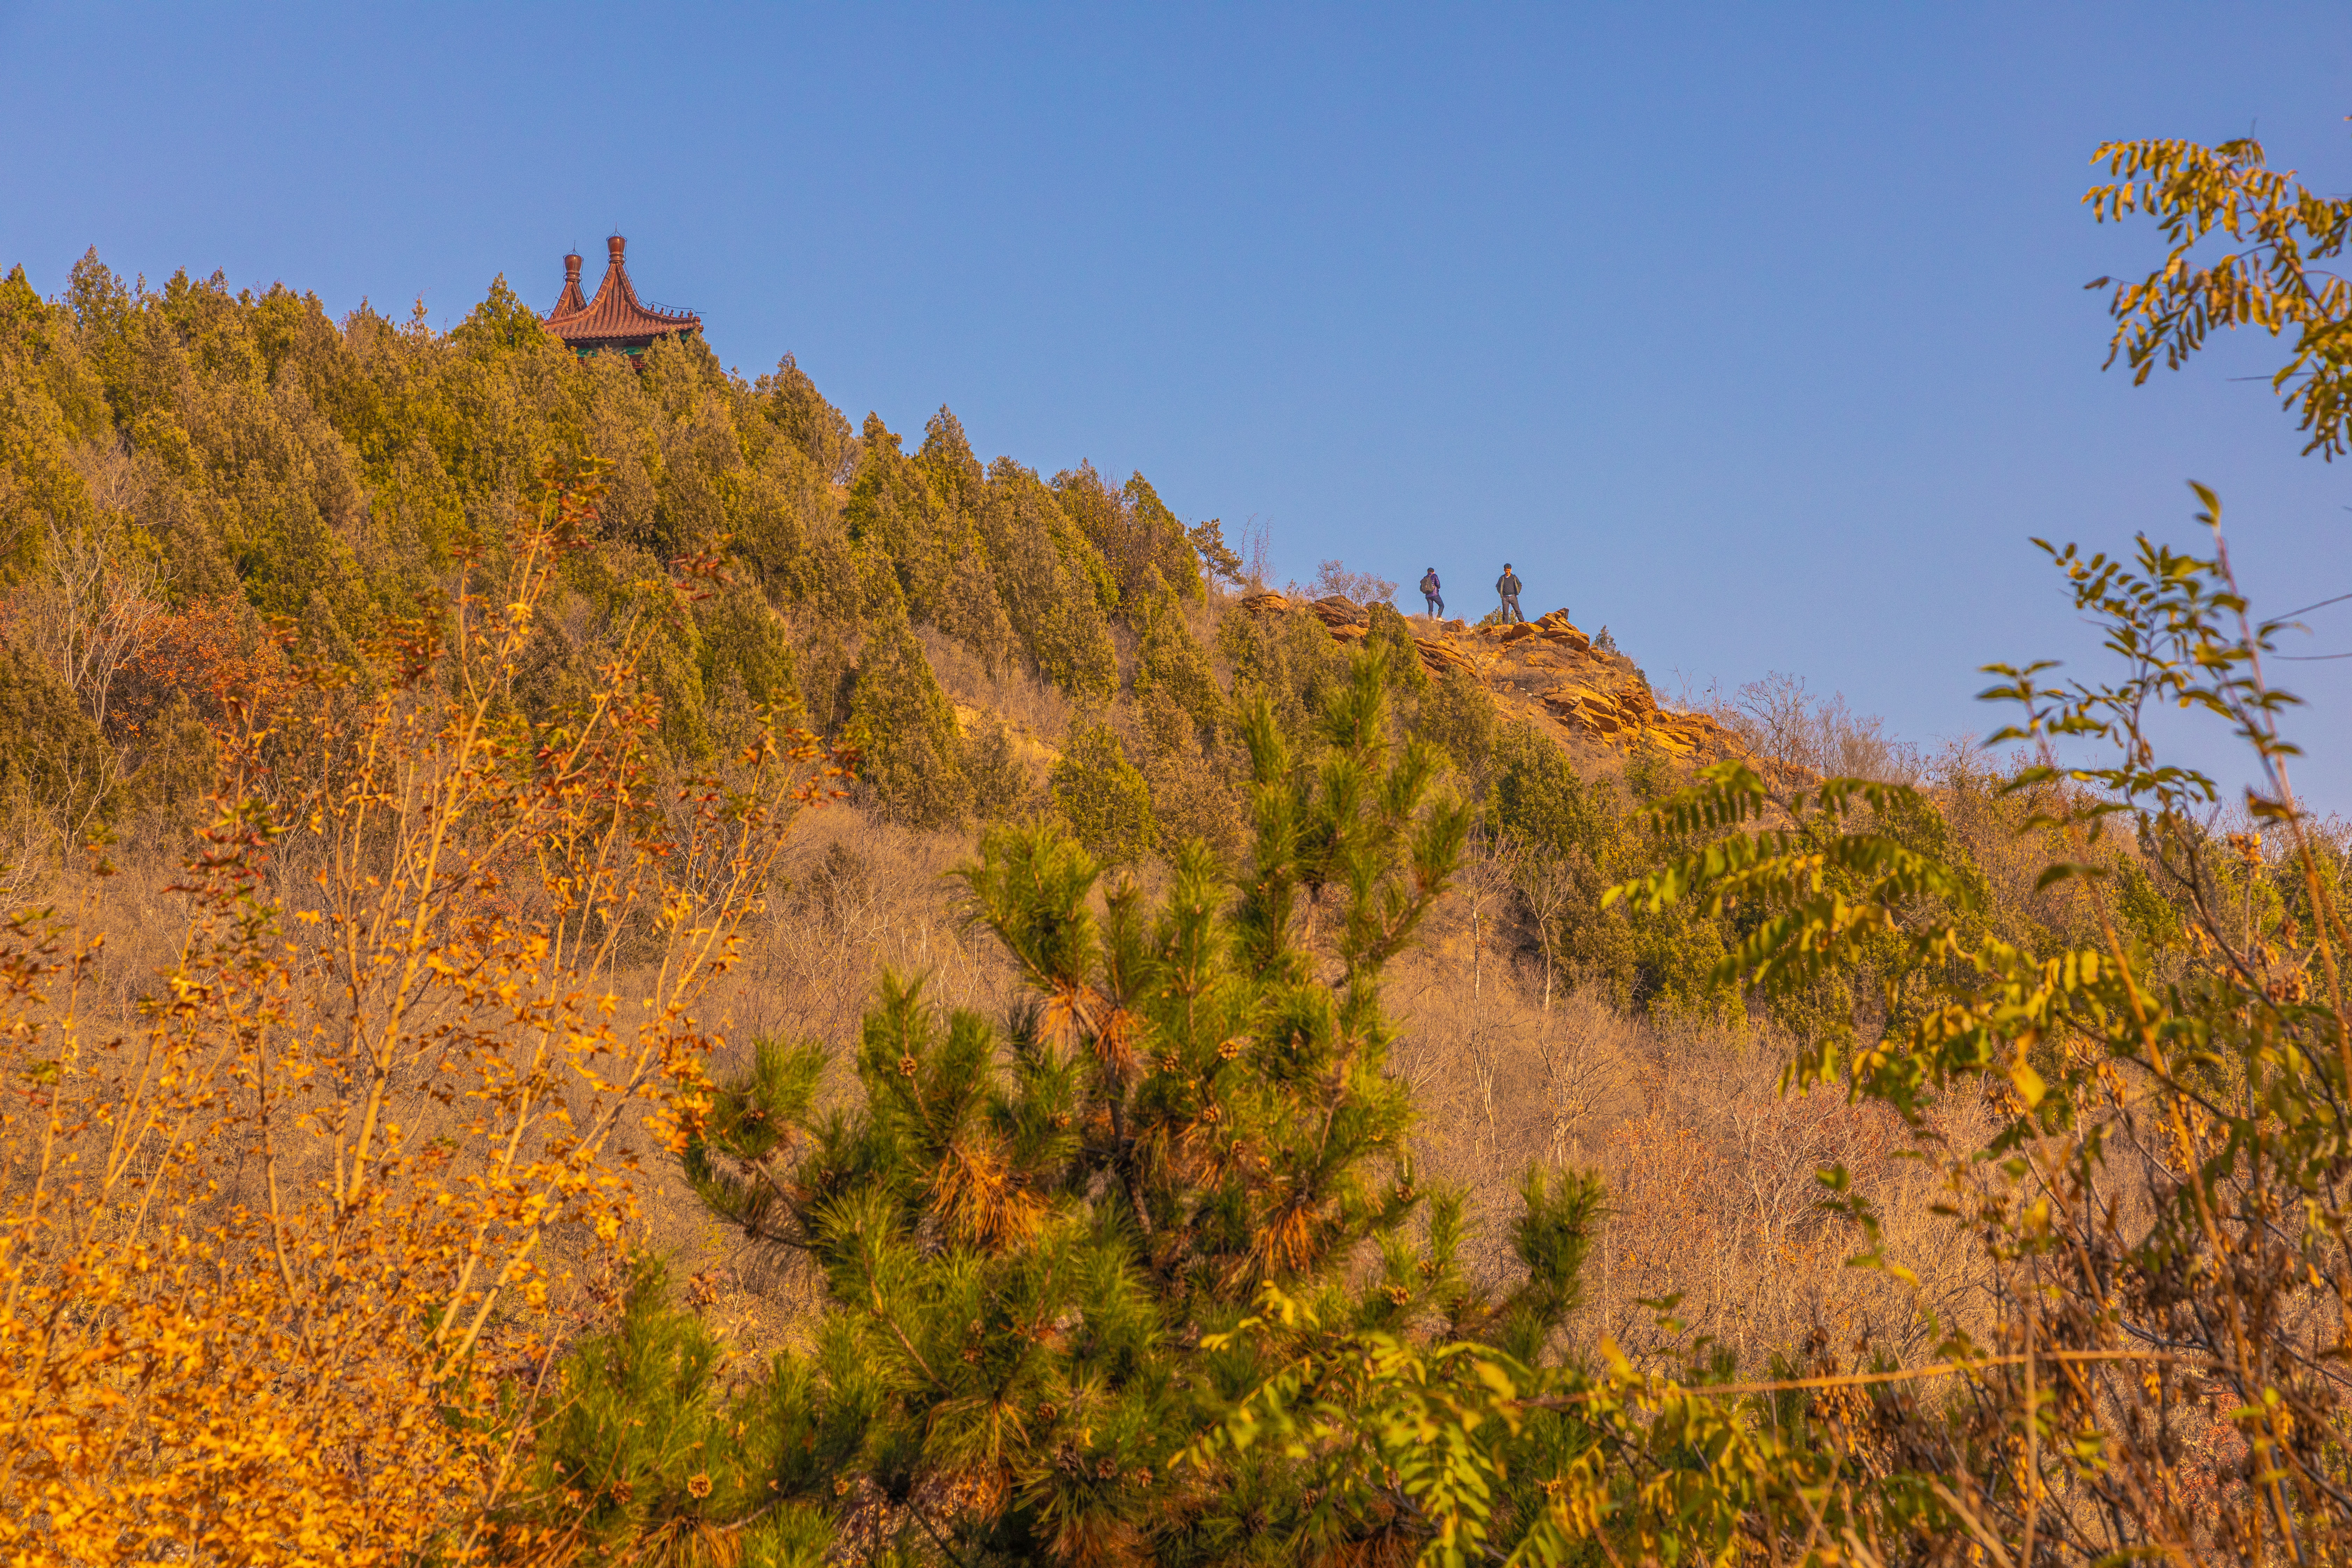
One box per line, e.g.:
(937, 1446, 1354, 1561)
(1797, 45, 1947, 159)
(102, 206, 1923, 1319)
(1419, 567, 1444, 618)
(1496, 563, 1525, 623)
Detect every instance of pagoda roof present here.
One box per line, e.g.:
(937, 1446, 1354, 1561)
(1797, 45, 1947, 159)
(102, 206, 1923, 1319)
(546, 235, 699, 348)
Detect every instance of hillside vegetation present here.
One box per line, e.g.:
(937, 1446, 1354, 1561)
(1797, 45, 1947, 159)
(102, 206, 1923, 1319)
(1, 127, 2350, 1567)
(0, 249, 1911, 1024)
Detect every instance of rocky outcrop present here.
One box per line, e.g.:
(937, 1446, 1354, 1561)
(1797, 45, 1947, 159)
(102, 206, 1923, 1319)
(1234, 593, 1736, 763)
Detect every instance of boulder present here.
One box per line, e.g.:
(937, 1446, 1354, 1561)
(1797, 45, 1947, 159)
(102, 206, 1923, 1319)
(1540, 682, 1609, 711)
(1646, 727, 1699, 757)
(1415, 641, 1478, 677)
(1310, 596, 1369, 628)
(1524, 609, 1592, 652)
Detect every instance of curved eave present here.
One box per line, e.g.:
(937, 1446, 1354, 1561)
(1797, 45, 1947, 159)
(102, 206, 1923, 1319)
(556, 323, 702, 355)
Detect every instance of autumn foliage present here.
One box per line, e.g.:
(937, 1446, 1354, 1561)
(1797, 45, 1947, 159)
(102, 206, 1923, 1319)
(7, 121, 2352, 1568)
(0, 462, 841, 1565)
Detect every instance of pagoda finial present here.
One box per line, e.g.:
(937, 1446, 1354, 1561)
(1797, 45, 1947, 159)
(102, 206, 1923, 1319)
(608, 234, 626, 264)
(550, 249, 590, 324)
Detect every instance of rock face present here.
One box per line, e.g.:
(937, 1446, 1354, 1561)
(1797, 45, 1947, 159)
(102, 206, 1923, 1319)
(1235, 593, 1736, 763)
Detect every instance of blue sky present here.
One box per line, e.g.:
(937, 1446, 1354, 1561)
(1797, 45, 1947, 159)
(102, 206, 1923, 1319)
(4, 2, 2348, 808)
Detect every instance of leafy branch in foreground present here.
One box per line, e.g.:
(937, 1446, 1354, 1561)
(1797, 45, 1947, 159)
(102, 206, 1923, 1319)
(2088, 135, 2352, 456)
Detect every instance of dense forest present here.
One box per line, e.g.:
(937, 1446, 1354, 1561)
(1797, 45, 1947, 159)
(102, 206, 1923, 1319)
(4, 129, 2352, 1568)
(0, 249, 2142, 1024)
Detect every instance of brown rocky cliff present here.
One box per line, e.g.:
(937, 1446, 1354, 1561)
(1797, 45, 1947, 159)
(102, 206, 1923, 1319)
(1236, 592, 1738, 763)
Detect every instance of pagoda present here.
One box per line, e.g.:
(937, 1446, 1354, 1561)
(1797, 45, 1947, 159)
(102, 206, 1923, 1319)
(545, 235, 701, 358)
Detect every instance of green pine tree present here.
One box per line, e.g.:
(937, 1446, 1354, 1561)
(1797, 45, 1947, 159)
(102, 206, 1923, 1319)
(1050, 462, 1204, 609)
(1120, 471, 1208, 602)
(503, 1258, 864, 1568)
(845, 413, 1014, 672)
(698, 580, 804, 721)
(1134, 685, 1244, 861)
(685, 654, 1602, 1564)
(1128, 582, 1227, 747)
(844, 610, 971, 829)
(1216, 599, 1350, 741)
(1362, 601, 1429, 696)
(978, 460, 1120, 700)
(757, 353, 858, 482)
(0, 643, 121, 845)
(1413, 663, 1499, 784)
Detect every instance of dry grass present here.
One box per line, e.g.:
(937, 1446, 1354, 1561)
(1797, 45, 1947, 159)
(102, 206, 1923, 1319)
(1381, 845, 1981, 1377)
(915, 625, 1076, 750)
(644, 796, 1992, 1380)
(651, 804, 1041, 1345)
(22, 682, 2000, 1398)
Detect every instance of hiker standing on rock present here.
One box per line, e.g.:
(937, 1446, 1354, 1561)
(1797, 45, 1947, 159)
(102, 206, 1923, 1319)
(1496, 563, 1525, 624)
(1419, 567, 1444, 618)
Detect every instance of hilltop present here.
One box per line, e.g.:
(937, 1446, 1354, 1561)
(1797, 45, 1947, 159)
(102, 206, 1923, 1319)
(7, 104, 2349, 1566)
(1237, 590, 1737, 764)
(941, 589, 1742, 797)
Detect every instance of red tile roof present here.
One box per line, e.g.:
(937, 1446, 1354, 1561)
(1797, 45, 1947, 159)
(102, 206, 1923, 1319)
(546, 236, 700, 348)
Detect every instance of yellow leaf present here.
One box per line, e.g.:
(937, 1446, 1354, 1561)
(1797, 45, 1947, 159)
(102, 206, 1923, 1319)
(2010, 1057, 2046, 1110)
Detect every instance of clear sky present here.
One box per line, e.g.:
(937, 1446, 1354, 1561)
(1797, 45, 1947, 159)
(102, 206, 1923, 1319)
(4, 2, 2348, 808)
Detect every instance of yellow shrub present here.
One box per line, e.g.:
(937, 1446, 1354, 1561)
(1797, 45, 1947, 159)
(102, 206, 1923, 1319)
(0, 462, 843, 1566)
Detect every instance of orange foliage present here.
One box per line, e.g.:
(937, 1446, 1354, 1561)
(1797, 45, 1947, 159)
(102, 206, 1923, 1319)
(0, 462, 845, 1564)
(109, 595, 294, 743)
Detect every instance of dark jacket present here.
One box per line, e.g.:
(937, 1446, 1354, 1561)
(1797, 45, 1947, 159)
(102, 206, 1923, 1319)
(1496, 570, 1522, 597)
(1420, 570, 1441, 596)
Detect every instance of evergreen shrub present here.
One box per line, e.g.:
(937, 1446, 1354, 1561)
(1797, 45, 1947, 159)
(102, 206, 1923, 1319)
(1048, 720, 1155, 865)
(845, 613, 971, 829)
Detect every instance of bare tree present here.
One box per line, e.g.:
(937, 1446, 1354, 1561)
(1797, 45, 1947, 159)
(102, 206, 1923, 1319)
(1238, 516, 1274, 591)
(14, 519, 167, 734)
(1507, 833, 1576, 1016)
(1531, 987, 1629, 1168)
(1304, 559, 1399, 606)
(1464, 831, 1526, 1149)
(1705, 671, 1922, 783)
